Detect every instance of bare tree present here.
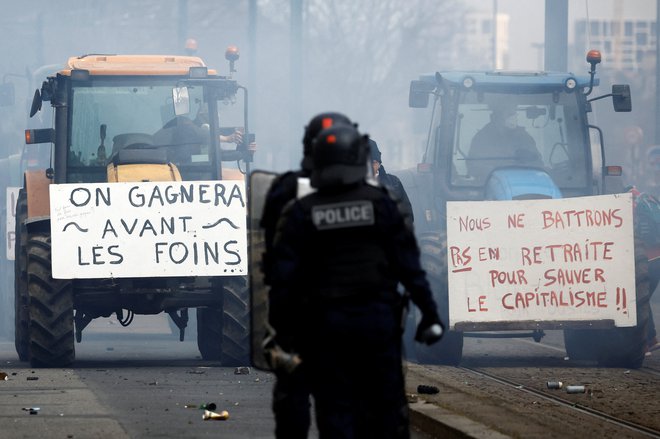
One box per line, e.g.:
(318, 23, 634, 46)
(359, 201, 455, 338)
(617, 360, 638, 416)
(0, 0, 466, 170)
(257, 0, 464, 167)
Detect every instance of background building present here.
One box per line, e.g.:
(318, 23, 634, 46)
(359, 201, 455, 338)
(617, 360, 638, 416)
(574, 17, 657, 71)
(457, 11, 510, 70)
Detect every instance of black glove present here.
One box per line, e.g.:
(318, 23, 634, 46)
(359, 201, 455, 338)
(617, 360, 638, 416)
(415, 311, 444, 345)
(262, 332, 301, 374)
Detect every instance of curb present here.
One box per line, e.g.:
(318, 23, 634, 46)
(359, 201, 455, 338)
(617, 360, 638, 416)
(409, 400, 512, 439)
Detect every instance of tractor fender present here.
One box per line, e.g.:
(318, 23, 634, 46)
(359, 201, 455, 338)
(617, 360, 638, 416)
(24, 169, 52, 230)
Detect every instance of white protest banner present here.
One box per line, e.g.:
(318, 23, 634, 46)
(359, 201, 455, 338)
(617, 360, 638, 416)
(446, 193, 636, 328)
(50, 181, 247, 279)
(6, 187, 19, 261)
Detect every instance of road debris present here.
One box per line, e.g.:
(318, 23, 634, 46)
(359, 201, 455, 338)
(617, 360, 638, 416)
(202, 409, 229, 421)
(565, 385, 586, 394)
(546, 381, 563, 389)
(234, 367, 250, 375)
(406, 393, 419, 403)
(26, 376, 39, 381)
(22, 407, 40, 415)
(417, 384, 439, 395)
(0, 372, 8, 381)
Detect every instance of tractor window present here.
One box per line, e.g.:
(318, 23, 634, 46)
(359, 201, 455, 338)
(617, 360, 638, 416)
(450, 91, 589, 190)
(68, 82, 211, 182)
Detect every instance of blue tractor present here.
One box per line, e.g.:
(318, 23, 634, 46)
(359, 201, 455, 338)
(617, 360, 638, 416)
(401, 51, 651, 368)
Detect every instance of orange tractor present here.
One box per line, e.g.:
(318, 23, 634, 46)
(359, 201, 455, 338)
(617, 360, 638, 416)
(16, 49, 254, 367)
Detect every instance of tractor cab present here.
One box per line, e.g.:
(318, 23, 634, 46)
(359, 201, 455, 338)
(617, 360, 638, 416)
(409, 53, 631, 229)
(26, 54, 251, 186)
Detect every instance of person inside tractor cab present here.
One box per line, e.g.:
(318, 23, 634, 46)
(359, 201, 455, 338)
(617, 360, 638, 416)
(151, 116, 206, 164)
(467, 101, 543, 182)
(152, 113, 252, 164)
(192, 106, 255, 161)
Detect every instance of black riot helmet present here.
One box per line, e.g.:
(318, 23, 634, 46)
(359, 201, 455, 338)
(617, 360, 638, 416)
(368, 138, 382, 163)
(301, 112, 353, 172)
(311, 125, 369, 189)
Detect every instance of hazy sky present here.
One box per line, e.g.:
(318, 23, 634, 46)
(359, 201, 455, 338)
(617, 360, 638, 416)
(1, 0, 657, 171)
(475, 0, 657, 70)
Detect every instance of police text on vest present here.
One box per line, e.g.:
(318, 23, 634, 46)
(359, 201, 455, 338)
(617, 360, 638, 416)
(312, 201, 375, 230)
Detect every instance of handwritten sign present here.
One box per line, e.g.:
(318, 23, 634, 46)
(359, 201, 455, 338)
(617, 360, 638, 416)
(446, 194, 636, 328)
(50, 181, 247, 279)
(6, 187, 19, 261)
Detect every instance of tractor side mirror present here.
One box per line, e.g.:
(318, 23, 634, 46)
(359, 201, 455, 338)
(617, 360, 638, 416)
(29, 89, 42, 117)
(612, 84, 632, 112)
(409, 80, 435, 108)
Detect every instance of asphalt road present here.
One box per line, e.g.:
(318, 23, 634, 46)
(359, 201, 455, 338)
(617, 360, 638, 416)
(2, 292, 659, 439)
(0, 315, 433, 439)
(0, 315, 279, 439)
(402, 292, 660, 439)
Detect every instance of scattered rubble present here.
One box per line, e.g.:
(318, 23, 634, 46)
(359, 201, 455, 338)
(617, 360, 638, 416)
(202, 409, 229, 421)
(546, 381, 563, 389)
(234, 367, 250, 375)
(566, 385, 586, 394)
(417, 384, 439, 395)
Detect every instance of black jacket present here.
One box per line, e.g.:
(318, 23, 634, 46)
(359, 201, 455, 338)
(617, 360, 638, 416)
(377, 166, 414, 223)
(269, 182, 436, 340)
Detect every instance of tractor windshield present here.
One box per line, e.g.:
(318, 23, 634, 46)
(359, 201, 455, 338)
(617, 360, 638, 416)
(448, 89, 590, 190)
(67, 79, 223, 183)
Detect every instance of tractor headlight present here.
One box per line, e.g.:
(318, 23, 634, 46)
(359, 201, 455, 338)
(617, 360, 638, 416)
(564, 77, 577, 91)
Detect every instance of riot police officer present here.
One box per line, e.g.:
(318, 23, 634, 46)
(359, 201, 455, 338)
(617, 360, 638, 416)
(368, 138, 414, 222)
(261, 112, 353, 260)
(261, 112, 353, 439)
(270, 124, 443, 438)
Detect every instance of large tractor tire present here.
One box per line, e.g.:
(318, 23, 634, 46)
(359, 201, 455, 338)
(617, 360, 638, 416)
(0, 214, 11, 338)
(562, 329, 599, 361)
(416, 231, 464, 365)
(564, 237, 650, 369)
(14, 189, 29, 361)
(596, 236, 651, 368)
(197, 276, 250, 366)
(26, 232, 75, 367)
(196, 307, 222, 359)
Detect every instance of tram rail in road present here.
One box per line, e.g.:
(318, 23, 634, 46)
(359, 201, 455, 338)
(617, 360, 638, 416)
(458, 366, 660, 438)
